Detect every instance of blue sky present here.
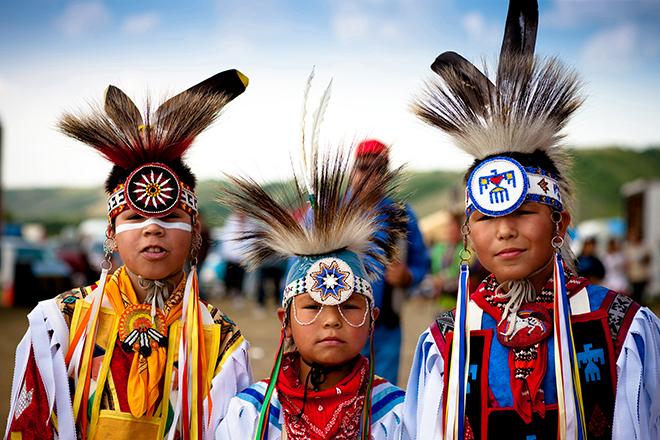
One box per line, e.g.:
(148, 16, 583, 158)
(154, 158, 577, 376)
(1, 0, 659, 188)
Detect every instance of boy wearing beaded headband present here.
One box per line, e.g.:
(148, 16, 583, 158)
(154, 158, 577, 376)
(216, 74, 406, 440)
(403, 2, 660, 440)
(6, 70, 252, 439)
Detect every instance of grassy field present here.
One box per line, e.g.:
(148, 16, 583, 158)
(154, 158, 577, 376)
(5, 147, 660, 231)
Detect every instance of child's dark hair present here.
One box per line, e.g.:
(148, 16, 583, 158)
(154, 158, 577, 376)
(105, 159, 197, 193)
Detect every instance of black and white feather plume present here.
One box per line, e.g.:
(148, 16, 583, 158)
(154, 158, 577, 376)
(220, 71, 408, 280)
(58, 69, 248, 173)
(413, 0, 582, 215)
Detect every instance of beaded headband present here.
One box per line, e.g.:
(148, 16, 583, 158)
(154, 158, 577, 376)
(465, 156, 562, 217)
(107, 163, 198, 219)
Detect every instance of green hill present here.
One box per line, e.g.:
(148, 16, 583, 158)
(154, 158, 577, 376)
(4, 147, 659, 232)
(572, 147, 660, 220)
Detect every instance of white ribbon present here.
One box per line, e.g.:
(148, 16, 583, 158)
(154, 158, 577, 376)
(167, 268, 195, 440)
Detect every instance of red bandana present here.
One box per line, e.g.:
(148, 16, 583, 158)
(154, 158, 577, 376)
(472, 273, 588, 423)
(275, 352, 368, 440)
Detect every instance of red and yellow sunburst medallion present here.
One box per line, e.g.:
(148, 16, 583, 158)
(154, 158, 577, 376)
(118, 304, 168, 357)
(125, 163, 182, 217)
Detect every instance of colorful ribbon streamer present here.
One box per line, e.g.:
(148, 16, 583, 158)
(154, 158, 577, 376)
(167, 268, 210, 440)
(552, 252, 587, 440)
(254, 330, 286, 440)
(443, 263, 470, 440)
(67, 266, 110, 438)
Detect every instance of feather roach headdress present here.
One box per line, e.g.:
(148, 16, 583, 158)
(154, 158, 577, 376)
(413, 0, 582, 224)
(221, 70, 407, 308)
(414, 2, 588, 439)
(59, 69, 248, 219)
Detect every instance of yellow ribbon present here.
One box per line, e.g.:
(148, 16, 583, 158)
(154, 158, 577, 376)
(106, 267, 184, 417)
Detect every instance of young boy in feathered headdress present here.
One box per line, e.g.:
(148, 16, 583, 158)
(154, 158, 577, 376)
(403, 1, 660, 439)
(216, 74, 406, 440)
(6, 70, 253, 439)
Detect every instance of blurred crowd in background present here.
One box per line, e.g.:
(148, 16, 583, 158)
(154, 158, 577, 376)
(3, 188, 658, 311)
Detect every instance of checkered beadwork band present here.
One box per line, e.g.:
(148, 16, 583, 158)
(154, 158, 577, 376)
(283, 274, 373, 306)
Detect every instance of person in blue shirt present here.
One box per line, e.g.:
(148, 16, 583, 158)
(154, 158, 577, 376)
(351, 139, 430, 384)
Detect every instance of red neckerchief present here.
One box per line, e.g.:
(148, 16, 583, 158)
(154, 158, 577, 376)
(275, 352, 368, 440)
(471, 273, 588, 423)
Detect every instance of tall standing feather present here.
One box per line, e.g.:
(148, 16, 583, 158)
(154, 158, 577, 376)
(155, 69, 248, 119)
(310, 79, 332, 157)
(308, 78, 332, 210)
(104, 86, 144, 133)
(431, 51, 494, 119)
(59, 92, 230, 171)
(500, 0, 538, 61)
(221, 71, 407, 279)
(497, 0, 538, 97)
(58, 69, 248, 172)
(300, 68, 315, 200)
(221, 147, 407, 280)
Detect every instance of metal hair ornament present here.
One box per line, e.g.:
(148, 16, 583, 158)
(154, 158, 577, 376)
(466, 156, 562, 218)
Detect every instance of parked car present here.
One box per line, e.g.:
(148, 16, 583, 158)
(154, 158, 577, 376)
(1, 236, 73, 307)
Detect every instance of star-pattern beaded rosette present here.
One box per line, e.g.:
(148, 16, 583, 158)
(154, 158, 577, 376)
(305, 257, 356, 306)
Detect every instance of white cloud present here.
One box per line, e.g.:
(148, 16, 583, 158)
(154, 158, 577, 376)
(581, 22, 658, 72)
(461, 11, 501, 45)
(379, 20, 402, 39)
(545, 0, 660, 29)
(54, 1, 111, 37)
(462, 12, 485, 38)
(332, 10, 371, 42)
(329, 0, 420, 43)
(122, 12, 160, 35)
(583, 23, 635, 71)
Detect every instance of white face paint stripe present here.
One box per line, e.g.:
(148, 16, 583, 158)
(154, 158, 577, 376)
(115, 218, 192, 235)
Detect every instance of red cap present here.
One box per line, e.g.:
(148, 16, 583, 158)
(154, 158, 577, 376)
(356, 139, 388, 158)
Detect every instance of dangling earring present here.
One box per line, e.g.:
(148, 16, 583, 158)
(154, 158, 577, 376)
(102, 229, 116, 271)
(189, 231, 202, 267)
(549, 209, 588, 435)
(103, 236, 117, 254)
(551, 210, 564, 252)
(460, 219, 473, 264)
